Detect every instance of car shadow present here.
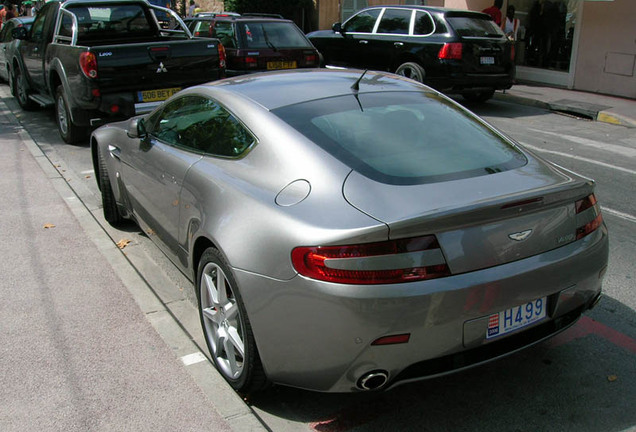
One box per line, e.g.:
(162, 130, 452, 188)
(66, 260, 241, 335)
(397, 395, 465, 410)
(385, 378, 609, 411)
(248, 295, 636, 432)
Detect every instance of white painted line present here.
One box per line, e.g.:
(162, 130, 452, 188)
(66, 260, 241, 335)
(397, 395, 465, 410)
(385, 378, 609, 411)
(520, 142, 636, 176)
(527, 129, 636, 158)
(180, 352, 208, 366)
(602, 207, 636, 224)
(81, 169, 95, 175)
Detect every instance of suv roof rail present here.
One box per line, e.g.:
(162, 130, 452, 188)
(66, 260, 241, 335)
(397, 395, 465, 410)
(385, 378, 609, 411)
(242, 13, 284, 19)
(194, 11, 241, 18)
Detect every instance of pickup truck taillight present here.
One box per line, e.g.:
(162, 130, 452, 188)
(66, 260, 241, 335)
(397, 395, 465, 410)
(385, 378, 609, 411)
(80, 52, 98, 79)
(219, 43, 226, 69)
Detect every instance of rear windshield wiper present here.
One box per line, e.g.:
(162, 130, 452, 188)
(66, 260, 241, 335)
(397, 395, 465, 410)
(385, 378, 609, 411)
(261, 25, 277, 51)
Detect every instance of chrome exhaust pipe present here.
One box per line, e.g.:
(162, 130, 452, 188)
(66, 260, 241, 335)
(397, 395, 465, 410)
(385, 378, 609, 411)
(588, 292, 602, 310)
(357, 370, 389, 391)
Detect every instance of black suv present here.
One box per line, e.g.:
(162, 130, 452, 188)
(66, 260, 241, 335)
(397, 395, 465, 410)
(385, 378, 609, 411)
(307, 6, 514, 102)
(184, 13, 320, 76)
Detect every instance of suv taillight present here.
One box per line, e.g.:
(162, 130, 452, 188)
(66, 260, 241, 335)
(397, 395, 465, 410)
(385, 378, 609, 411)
(291, 235, 450, 285)
(438, 43, 463, 60)
(575, 194, 603, 240)
(79, 52, 98, 79)
(304, 53, 317, 66)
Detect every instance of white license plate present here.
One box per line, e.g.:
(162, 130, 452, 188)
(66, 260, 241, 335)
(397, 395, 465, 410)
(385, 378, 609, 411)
(480, 56, 495, 65)
(487, 297, 547, 339)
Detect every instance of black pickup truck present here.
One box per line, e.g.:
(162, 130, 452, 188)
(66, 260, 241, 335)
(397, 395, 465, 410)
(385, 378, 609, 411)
(10, 0, 225, 143)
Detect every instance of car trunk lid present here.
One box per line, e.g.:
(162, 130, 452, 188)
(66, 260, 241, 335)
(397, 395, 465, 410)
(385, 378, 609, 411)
(343, 155, 596, 274)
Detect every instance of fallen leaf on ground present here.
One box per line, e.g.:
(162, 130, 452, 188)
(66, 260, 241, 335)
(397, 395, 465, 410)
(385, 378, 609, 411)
(608, 375, 618, 382)
(116, 239, 131, 249)
(43, 223, 56, 229)
(85, 175, 91, 179)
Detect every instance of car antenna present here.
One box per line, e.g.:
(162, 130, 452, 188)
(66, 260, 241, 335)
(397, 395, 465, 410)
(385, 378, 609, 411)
(351, 69, 368, 92)
(351, 70, 368, 112)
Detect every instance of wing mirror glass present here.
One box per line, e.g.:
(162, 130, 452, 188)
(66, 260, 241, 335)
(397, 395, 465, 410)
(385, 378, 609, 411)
(127, 117, 147, 139)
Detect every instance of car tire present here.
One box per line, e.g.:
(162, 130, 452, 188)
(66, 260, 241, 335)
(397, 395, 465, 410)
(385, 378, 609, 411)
(98, 146, 123, 226)
(56, 85, 86, 144)
(8, 67, 16, 97)
(197, 247, 267, 394)
(13, 65, 35, 110)
(462, 89, 495, 103)
(395, 62, 426, 83)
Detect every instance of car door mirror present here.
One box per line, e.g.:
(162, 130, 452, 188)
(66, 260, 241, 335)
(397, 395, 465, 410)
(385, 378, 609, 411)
(332, 22, 343, 34)
(12, 27, 29, 40)
(127, 117, 147, 139)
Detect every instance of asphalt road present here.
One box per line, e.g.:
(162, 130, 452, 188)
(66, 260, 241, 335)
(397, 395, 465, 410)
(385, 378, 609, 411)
(3, 85, 634, 432)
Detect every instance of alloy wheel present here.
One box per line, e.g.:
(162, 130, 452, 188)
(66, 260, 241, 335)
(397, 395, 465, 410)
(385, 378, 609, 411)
(200, 262, 245, 380)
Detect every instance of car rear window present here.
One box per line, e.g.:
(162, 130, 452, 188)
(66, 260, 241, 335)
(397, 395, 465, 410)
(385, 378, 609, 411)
(272, 91, 526, 185)
(446, 15, 504, 38)
(238, 21, 313, 49)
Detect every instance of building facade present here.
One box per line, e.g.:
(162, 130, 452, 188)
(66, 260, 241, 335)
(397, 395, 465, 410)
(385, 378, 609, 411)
(314, 0, 635, 99)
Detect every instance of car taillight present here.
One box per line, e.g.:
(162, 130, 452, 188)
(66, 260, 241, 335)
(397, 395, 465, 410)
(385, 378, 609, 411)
(438, 43, 462, 60)
(575, 194, 603, 240)
(237, 55, 258, 69)
(304, 53, 317, 66)
(291, 235, 450, 285)
(79, 52, 98, 79)
(218, 43, 226, 69)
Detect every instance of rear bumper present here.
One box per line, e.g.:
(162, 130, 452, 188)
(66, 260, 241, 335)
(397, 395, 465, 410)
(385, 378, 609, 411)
(234, 225, 608, 393)
(429, 72, 515, 93)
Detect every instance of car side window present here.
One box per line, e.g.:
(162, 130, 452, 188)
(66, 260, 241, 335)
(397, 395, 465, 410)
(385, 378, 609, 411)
(146, 95, 255, 158)
(413, 11, 434, 36)
(376, 8, 412, 35)
(343, 9, 380, 33)
(0, 23, 11, 42)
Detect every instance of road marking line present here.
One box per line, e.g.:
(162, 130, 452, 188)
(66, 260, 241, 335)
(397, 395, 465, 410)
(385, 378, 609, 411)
(602, 207, 636, 224)
(180, 352, 207, 366)
(526, 129, 636, 158)
(520, 142, 636, 176)
(548, 316, 636, 354)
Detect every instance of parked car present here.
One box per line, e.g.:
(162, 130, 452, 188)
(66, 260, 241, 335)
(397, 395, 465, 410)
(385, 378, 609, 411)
(9, 0, 225, 144)
(92, 69, 608, 394)
(184, 13, 320, 76)
(307, 6, 515, 102)
(0, 16, 34, 83)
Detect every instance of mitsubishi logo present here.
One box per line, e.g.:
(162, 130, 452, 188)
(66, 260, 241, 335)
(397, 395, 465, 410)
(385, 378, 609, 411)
(156, 62, 168, 73)
(508, 229, 533, 241)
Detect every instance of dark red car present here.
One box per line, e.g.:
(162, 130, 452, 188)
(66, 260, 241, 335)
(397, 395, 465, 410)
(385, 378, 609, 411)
(185, 14, 320, 76)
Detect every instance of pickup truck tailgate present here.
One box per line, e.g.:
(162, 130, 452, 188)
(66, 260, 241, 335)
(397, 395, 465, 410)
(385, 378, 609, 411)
(90, 39, 222, 101)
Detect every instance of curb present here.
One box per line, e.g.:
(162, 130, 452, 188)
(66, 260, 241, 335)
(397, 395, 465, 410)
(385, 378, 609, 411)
(1, 95, 268, 432)
(494, 91, 636, 128)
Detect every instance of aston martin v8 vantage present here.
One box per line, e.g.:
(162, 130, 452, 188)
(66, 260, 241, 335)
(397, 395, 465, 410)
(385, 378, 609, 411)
(91, 69, 608, 393)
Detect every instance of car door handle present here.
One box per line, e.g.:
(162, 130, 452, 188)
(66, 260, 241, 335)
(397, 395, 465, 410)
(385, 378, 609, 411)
(394, 42, 404, 47)
(108, 145, 121, 160)
(359, 40, 368, 45)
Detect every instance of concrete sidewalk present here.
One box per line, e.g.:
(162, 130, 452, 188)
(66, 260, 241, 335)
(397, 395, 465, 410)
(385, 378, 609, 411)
(0, 104, 264, 429)
(495, 84, 636, 128)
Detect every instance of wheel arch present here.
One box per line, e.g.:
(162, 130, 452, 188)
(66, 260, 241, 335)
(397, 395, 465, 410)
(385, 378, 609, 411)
(191, 235, 223, 288)
(392, 53, 424, 73)
(90, 135, 101, 191)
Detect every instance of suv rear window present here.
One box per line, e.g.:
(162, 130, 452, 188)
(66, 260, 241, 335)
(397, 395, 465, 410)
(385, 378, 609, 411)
(273, 91, 526, 185)
(238, 21, 313, 49)
(446, 15, 504, 38)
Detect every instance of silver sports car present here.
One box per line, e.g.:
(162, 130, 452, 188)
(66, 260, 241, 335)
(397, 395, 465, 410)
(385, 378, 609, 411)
(91, 69, 608, 393)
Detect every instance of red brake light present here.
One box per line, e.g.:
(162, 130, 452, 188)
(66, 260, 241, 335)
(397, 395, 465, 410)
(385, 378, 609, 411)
(304, 53, 317, 65)
(438, 43, 463, 60)
(575, 194, 603, 240)
(79, 52, 98, 79)
(218, 43, 226, 69)
(291, 235, 450, 285)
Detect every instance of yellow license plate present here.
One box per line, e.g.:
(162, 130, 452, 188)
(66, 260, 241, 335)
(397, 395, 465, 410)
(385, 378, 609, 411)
(138, 87, 181, 102)
(266, 61, 297, 70)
